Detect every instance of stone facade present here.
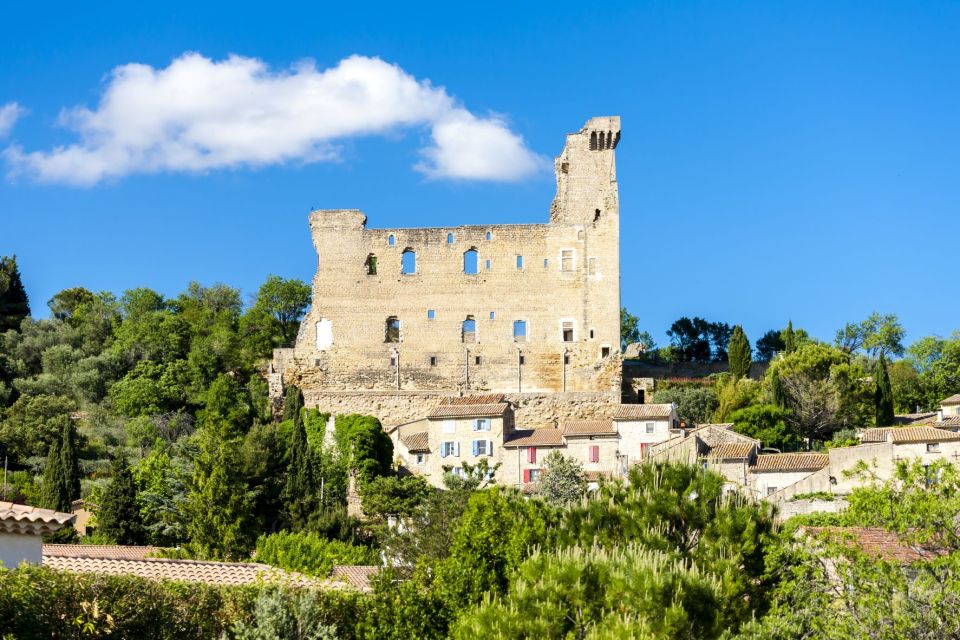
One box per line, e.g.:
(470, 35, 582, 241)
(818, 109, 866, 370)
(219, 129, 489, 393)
(274, 117, 623, 421)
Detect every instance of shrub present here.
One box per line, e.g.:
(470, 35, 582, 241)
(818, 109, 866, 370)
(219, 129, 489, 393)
(255, 531, 380, 577)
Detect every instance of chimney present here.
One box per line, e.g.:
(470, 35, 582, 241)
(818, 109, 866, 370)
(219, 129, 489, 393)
(938, 409, 944, 422)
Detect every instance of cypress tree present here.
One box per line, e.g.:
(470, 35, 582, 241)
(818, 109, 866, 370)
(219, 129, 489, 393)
(0, 255, 30, 333)
(875, 354, 895, 426)
(283, 401, 319, 529)
(770, 370, 788, 408)
(41, 439, 70, 512)
(782, 321, 796, 354)
(98, 455, 145, 544)
(59, 418, 81, 503)
(282, 385, 304, 422)
(727, 325, 752, 378)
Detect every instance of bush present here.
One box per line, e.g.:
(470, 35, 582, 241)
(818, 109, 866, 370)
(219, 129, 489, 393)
(255, 531, 380, 577)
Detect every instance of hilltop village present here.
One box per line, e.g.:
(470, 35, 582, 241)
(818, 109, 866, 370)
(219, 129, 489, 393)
(2, 117, 960, 638)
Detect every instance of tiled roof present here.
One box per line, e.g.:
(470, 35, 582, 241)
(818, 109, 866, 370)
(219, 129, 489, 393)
(427, 403, 509, 419)
(0, 501, 74, 535)
(43, 555, 318, 587)
(330, 565, 379, 591)
(449, 394, 504, 406)
(504, 429, 565, 447)
(941, 394, 960, 406)
(889, 426, 960, 444)
(610, 404, 674, 420)
(752, 453, 829, 473)
(43, 545, 161, 560)
(562, 419, 616, 436)
(707, 443, 755, 459)
(801, 527, 945, 563)
(894, 412, 938, 426)
(585, 471, 613, 482)
(400, 432, 430, 452)
(861, 428, 893, 443)
(695, 423, 734, 430)
(936, 416, 960, 429)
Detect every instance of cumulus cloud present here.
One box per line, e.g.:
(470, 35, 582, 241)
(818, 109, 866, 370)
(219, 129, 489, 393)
(3, 54, 545, 185)
(0, 102, 24, 138)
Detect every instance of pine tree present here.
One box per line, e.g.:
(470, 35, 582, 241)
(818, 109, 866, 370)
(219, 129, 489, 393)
(783, 321, 796, 354)
(59, 418, 81, 503)
(283, 400, 319, 529)
(41, 439, 70, 512)
(282, 385, 304, 422)
(0, 255, 30, 333)
(98, 455, 145, 544)
(727, 325, 752, 378)
(875, 354, 895, 426)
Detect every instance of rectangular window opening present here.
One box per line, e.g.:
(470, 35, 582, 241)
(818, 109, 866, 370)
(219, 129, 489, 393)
(475, 356, 482, 366)
(485, 259, 491, 270)
(561, 250, 573, 272)
(427, 309, 436, 320)
(601, 346, 610, 358)
(429, 356, 437, 367)
(516, 255, 523, 269)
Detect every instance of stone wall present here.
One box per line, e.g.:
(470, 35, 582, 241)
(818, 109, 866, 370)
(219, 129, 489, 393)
(776, 497, 848, 520)
(276, 117, 623, 404)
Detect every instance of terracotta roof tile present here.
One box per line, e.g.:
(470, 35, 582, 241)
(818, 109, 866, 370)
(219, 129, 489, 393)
(400, 432, 430, 452)
(0, 501, 74, 535)
(861, 428, 893, 443)
(753, 453, 829, 472)
(562, 419, 615, 436)
(43, 545, 161, 560)
(42, 555, 319, 587)
(610, 404, 674, 420)
(427, 403, 509, 419)
(708, 443, 755, 459)
(894, 412, 938, 426)
(504, 429, 565, 447)
(802, 527, 946, 563)
(330, 565, 379, 591)
(941, 394, 960, 406)
(935, 416, 960, 429)
(449, 394, 505, 406)
(889, 426, 960, 444)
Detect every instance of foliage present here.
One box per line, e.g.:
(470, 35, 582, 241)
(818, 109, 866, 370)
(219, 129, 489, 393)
(252, 275, 312, 347)
(727, 325, 752, 378)
(620, 306, 641, 350)
(254, 530, 379, 577)
(651, 385, 718, 426)
(0, 255, 30, 334)
(41, 438, 69, 511)
(874, 354, 895, 426)
(333, 415, 392, 482)
(230, 586, 339, 640)
(98, 454, 146, 544)
(452, 544, 723, 640)
(730, 404, 799, 451)
(666, 316, 732, 362)
(906, 332, 960, 410)
(755, 329, 785, 362)
(441, 458, 500, 491)
(0, 393, 76, 462)
(360, 474, 431, 519)
(835, 312, 905, 358)
(712, 375, 761, 422)
(284, 396, 321, 529)
(535, 451, 586, 505)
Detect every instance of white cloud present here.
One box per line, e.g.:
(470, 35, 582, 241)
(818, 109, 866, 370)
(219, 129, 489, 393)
(3, 54, 545, 185)
(0, 102, 24, 138)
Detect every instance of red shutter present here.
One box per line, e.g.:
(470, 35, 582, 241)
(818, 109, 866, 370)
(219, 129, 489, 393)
(523, 469, 531, 483)
(527, 447, 537, 464)
(640, 443, 647, 460)
(590, 445, 599, 463)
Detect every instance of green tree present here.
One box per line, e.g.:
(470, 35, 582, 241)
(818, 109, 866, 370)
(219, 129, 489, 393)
(360, 475, 431, 520)
(231, 586, 339, 640)
(254, 530, 378, 577)
(0, 393, 76, 462)
(283, 400, 321, 530)
(536, 451, 586, 506)
(782, 320, 796, 354)
(730, 404, 798, 451)
(0, 255, 30, 333)
(334, 414, 393, 483)
(888, 358, 925, 414)
(441, 458, 500, 491)
(282, 385, 304, 422)
(651, 385, 718, 426)
(186, 431, 254, 560)
(253, 276, 311, 346)
(755, 329, 785, 362)
(620, 307, 640, 350)
(874, 354, 895, 426)
(728, 325, 752, 378)
(835, 312, 905, 358)
(59, 417, 81, 502)
(47, 287, 95, 324)
(98, 455, 146, 544)
(41, 439, 70, 512)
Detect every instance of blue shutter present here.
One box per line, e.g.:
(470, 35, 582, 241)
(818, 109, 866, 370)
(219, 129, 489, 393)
(472, 440, 478, 456)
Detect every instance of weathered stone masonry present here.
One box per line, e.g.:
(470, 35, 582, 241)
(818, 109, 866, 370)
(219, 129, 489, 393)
(273, 117, 623, 426)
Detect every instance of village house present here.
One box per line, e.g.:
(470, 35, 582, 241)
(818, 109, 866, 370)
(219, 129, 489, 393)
(0, 502, 74, 568)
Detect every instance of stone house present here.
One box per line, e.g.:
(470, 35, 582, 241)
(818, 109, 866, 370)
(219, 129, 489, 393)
(0, 502, 74, 568)
(749, 453, 830, 497)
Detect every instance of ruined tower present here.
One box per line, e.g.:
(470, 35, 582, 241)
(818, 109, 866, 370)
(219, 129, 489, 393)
(272, 117, 623, 426)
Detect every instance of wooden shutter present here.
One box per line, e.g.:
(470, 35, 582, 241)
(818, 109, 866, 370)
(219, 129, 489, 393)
(527, 447, 537, 464)
(590, 445, 599, 463)
(523, 469, 530, 483)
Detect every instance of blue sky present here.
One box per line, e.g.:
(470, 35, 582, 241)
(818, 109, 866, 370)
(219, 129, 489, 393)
(1, 1, 958, 349)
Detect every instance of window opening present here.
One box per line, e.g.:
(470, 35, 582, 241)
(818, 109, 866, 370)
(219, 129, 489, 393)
(485, 259, 491, 270)
(388, 234, 395, 246)
(601, 346, 610, 358)
(645, 422, 655, 434)
(519, 354, 525, 365)
(429, 355, 437, 366)
(464, 248, 479, 274)
(516, 255, 523, 269)
(474, 356, 482, 365)
(366, 254, 378, 275)
(564, 354, 571, 365)
(427, 309, 436, 320)
(513, 320, 527, 342)
(401, 249, 416, 274)
(462, 316, 476, 343)
(561, 250, 573, 272)
(489, 311, 495, 320)
(385, 317, 400, 343)
(562, 321, 574, 342)
(485, 231, 492, 241)
(447, 232, 454, 244)
(543, 258, 549, 268)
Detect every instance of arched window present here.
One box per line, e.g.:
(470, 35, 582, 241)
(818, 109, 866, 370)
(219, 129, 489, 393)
(513, 320, 527, 342)
(447, 233, 454, 244)
(462, 316, 476, 343)
(599, 132, 606, 149)
(365, 254, 377, 275)
(385, 317, 400, 343)
(401, 249, 416, 274)
(388, 234, 395, 246)
(463, 248, 478, 274)
(485, 230, 492, 241)
(590, 131, 597, 150)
